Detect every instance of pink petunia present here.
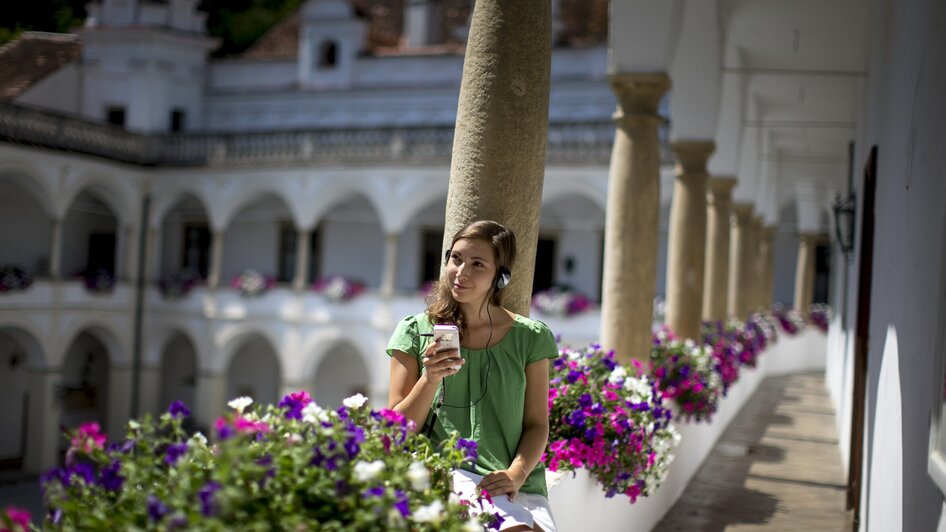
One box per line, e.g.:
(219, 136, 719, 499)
(70, 422, 106, 454)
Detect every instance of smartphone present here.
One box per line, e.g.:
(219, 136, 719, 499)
(433, 324, 462, 370)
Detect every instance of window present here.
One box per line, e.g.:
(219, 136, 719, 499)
(170, 109, 186, 133)
(318, 41, 338, 68)
(106, 106, 125, 127)
(182, 224, 210, 279)
(86, 233, 116, 275)
(420, 229, 445, 287)
(278, 224, 297, 283)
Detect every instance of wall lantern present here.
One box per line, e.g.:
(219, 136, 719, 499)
(832, 193, 856, 255)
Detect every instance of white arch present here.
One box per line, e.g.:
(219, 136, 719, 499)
(0, 160, 56, 218)
(214, 324, 285, 374)
(541, 179, 608, 213)
(384, 179, 451, 234)
(59, 320, 130, 368)
(215, 184, 302, 231)
(304, 181, 391, 232)
(0, 324, 47, 370)
(61, 170, 137, 228)
(150, 187, 214, 230)
(146, 324, 208, 369)
(298, 328, 377, 386)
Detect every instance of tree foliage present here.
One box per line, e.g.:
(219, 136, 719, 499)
(0, 0, 303, 56)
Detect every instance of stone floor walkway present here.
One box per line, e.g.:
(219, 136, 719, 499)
(654, 372, 853, 532)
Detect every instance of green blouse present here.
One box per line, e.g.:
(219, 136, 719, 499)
(386, 312, 559, 497)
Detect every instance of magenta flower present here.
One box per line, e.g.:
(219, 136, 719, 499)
(278, 391, 312, 420)
(70, 422, 107, 454)
(3, 506, 31, 531)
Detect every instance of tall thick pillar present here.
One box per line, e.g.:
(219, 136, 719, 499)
(702, 177, 737, 322)
(292, 229, 312, 291)
(442, 0, 551, 316)
(727, 203, 754, 318)
(749, 215, 765, 312)
(760, 225, 777, 309)
(195, 372, 227, 430)
(24, 369, 62, 474)
(381, 232, 399, 298)
(49, 218, 63, 278)
(600, 73, 671, 363)
(665, 140, 714, 340)
(207, 230, 224, 289)
(794, 232, 819, 313)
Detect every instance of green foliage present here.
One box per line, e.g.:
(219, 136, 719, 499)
(199, 0, 305, 57)
(41, 396, 499, 530)
(0, 0, 86, 44)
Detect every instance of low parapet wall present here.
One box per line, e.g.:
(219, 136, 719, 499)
(548, 328, 827, 531)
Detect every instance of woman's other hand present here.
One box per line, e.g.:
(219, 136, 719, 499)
(477, 467, 528, 501)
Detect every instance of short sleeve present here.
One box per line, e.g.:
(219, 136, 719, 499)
(526, 320, 560, 364)
(386, 315, 421, 359)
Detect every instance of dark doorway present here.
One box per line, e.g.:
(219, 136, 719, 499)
(814, 244, 831, 304)
(87, 233, 116, 275)
(182, 224, 210, 279)
(532, 237, 556, 294)
(420, 229, 445, 286)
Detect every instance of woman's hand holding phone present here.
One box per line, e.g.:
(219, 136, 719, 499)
(422, 339, 463, 384)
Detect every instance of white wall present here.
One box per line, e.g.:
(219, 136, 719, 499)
(824, 0, 946, 529)
(772, 228, 798, 305)
(17, 63, 82, 115)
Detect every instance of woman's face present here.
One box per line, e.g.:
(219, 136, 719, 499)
(446, 237, 498, 306)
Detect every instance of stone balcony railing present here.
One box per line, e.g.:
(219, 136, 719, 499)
(0, 101, 672, 167)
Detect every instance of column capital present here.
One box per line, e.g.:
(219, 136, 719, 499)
(762, 225, 778, 240)
(608, 72, 671, 117)
(731, 202, 755, 224)
(798, 231, 828, 245)
(708, 176, 738, 195)
(670, 140, 716, 175)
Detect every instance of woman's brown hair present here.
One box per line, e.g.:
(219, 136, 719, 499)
(426, 220, 516, 334)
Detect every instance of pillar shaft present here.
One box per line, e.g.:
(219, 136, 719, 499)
(794, 232, 819, 312)
(49, 218, 63, 278)
(207, 230, 224, 289)
(727, 203, 755, 318)
(442, 0, 551, 316)
(600, 72, 671, 363)
(293, 229, 312, 291)
(702, 177, 737, 322)
(760, 225, 777, 309)
(381, 233, 399, 298)
(195, 372, 227, 430)
(24, 369, 62, 474)
(665, 140, 714, 340)
(122, 226, 137, 282)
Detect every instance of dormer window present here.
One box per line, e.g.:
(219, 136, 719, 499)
(318, 41, 338, 68)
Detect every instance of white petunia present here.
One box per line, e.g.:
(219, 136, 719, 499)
(412, 500, 444, 523)
(343, 393, 369, 409)
(285, 432, 303, 444)
(227, 396, 253, 413)
(353, 460, 385, 482)
(608, 366, 628, 385)
(302, 402, 329, 424)
(188, 432, 207, 448)
(462, 519, 483, 532)
(623, 375, 653, 404)
(406, 461, 431, 491)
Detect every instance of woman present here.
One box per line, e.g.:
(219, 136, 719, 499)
(386, 220, 558, 532)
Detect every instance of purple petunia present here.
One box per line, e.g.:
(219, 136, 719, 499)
(578, 393, 593, 408)
(147, 494, 168, 522)
(394, 490, 411, 517)
(69, 462, 96, 485)
(99, 460, 123, 491)
(456, 438, 478, 461)
(566, 370, 582, 383)
(567, 410, 586, 427)
(278, 391, 312, 420)
(168, 400, 190, 419)
(198, 481, 220, 517)
(362, 486, 385, 498)
(165, 443, 189, 466)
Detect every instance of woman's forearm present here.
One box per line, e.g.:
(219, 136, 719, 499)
(510, 422, 550, 478)
(391, 373, 439, 432)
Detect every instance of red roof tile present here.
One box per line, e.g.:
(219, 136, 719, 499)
(0, 32, 82, 100)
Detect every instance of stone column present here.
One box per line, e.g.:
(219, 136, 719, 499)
(794, 232, 819, 313)
(665, 140, 714, 340)
(122, 226, 137, 283)
(599, 73, 671, 363)
(195, 372, 228, 431)
(727, 203, 755, 318)
(381, 232, 399, 298)
(702, 177, 737, 322)
(442, 0, 551, 317)
(749, 215, 765, 313)
(24, 369, 62, 474)
(107, 365, 133, 441)
(49, 218, 63, 278)
(759, 225, 777, 309)
(207, 230, 224, 289)
(292, 228, 312, 291)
